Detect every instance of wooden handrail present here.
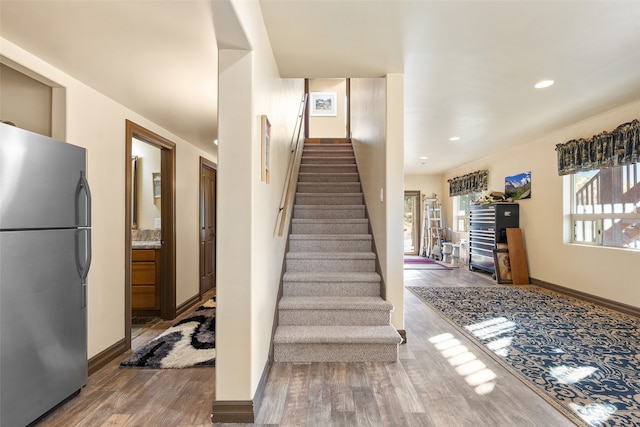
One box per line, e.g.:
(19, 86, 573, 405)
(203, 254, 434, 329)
(276, 94, 307, 236)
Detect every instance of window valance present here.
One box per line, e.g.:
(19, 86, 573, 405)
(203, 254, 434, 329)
(447, 170, 488, 197)
(555, 119, 639, 176)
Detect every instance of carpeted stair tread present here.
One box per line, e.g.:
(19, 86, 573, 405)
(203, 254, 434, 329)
(297, 173, 359, 182)
(289, 234, 371, 241)
(286, 251, 376, 260)
(297, 182, 361, 193)
(274, 325, 402, 344)
(279, 296, 392, 310)
(292, 218, 368, 224)
(301, 156, 355, 160)
(294, 205, 365, 211)
(283, 271, 380, 282)
(299, 164, 357, 171)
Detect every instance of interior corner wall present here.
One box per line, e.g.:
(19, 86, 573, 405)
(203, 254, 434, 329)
(308, 78, 347, 138)
(0, 63, 52, 136)
(213, 0, 304, 402)
(350, 75, 405, 330)
(443, 99, 640, 309)
(0, 38, 218, 359)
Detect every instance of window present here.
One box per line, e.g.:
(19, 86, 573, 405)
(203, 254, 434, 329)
(571, 163, 640, 248)
(454, 193, 477, 232)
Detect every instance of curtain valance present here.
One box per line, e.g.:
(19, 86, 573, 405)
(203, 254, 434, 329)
(555, 119, 640, 176)
(447, 170, 488, 197)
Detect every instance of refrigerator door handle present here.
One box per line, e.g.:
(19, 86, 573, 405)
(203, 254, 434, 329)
(76, 229, 92, 284)
(77, 170, 92, 227)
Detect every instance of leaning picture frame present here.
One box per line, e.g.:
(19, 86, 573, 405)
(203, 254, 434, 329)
(493, 248, 513, 284)
(309, 92, 337, 116)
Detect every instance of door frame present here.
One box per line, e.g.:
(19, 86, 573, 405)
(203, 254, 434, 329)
(124, 120, 176, 348)
(199, 156, 217, 297)
(404, 190, 421, 256)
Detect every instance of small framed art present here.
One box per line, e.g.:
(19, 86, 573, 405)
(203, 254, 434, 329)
(309, 92, 337, 116)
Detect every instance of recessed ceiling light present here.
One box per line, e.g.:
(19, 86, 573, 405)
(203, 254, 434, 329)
(419, 156, 428, 160)
(534, 80, 554, 89)
(449, 136, 460, 141)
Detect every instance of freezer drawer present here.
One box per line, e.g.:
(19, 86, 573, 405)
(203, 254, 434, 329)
(0, 229, 88, 427)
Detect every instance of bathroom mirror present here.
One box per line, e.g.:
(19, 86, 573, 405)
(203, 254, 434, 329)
(132, 155, 138, 229)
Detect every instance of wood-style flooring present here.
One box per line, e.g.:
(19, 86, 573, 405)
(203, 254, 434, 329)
(37, 268, 578, 427)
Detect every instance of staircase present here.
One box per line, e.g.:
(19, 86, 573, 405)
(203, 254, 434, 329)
(273, 140, 402, 363)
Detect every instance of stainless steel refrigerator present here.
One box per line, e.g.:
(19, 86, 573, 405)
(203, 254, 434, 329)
(0, 123, 91, 427)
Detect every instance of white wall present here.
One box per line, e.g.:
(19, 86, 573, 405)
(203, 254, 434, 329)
(0, 38, 218, 358)
(309, 78, 347, 138)
(214, 0, 304, 402)
(442, 100, 640, 309)
(404, 174, 442, 201)
(350, 74, 405, 330)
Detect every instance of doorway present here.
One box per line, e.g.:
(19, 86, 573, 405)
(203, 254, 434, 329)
(125, 120, 176, 349)
(199, 157, 217, 296)
(404, 191, 421, 255)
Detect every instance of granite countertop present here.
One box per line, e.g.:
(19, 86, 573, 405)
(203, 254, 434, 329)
(132, 240, 162, 249)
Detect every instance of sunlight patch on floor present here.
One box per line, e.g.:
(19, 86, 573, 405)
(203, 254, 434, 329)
(429, 333, 496, 395)
(569, 402, 616, 426)
(550, 365, 598, 384)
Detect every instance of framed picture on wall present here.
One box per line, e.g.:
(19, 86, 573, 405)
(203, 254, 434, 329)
(261, 115, 271, 183)
(309, 92, 337, 116)
(152, 172, 161, 199)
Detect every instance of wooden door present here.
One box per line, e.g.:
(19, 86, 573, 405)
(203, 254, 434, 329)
(200, 159, 216, 294)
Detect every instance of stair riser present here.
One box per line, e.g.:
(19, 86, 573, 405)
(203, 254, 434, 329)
(301, 157, 355, 165)
(297, 173, 359, 182)
(293, 207, 365, 220)
(283, 281, 380, 297)
(291, 222, 369, 234)
(299, 165, 358, 174)
(286, 258, 375, 272)
(295, 194, 363, 205)
(297, 183, 361, 193)
(289, 239, 371, 252)
(279, 309, 391, 326)
(274, 343, 398, 363)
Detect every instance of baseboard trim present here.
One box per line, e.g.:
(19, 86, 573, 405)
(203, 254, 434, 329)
(176, 294, 201, 317)
(253, 360, 270, 417)
(88, 338, 127, 375)
(210, 361, 269, 423)
(531, 277, 640, 318)
(211, 400, 254, 423)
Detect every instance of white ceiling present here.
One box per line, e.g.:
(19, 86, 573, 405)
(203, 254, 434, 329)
(3, 1, 640, 174)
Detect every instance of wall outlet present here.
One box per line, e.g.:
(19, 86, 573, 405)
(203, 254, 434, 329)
(380, 188, 384, 202)
(154, 217, 161, 229)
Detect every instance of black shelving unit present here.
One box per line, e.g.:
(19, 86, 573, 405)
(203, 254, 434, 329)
(469, 203, 519, 274)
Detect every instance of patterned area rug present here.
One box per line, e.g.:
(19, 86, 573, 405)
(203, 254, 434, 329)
(121, 298, 216, 369)
(407, 286, 640, 427)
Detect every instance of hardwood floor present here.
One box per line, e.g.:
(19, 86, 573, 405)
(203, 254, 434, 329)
(36, 269, 576, 426)
(37, 291, 216, 427)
